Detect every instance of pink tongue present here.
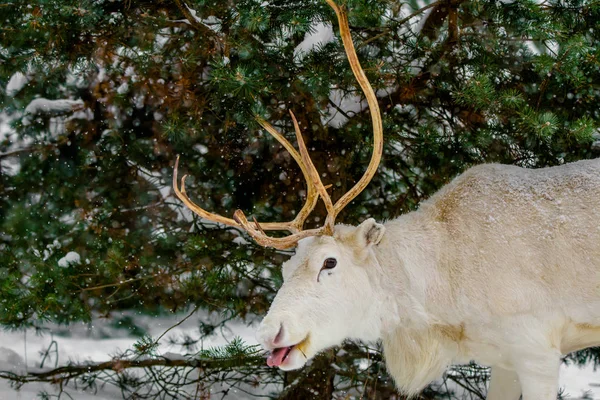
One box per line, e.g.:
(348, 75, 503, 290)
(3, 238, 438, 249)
(267, 347, 290, 367)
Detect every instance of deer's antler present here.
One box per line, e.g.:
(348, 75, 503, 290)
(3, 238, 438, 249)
(173, 0, 383, 249)
(325, 0, 383, 217)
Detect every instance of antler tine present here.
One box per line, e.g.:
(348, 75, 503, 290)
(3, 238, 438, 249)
(326, 0, 384, 217)
(288, 110, 336, 235)
(231, 112, 336, 245)
(175, 113, 333, 249)
(254, 116, 320, 233)
(173, 156, 240, 228)
(174, 156, 299, 234)
(232, 210, 325, 249)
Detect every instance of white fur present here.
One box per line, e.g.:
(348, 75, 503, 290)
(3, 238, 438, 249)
(256, 159, 600, 399)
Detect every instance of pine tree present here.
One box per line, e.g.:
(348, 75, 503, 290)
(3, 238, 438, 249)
(1, 0, 599, 398)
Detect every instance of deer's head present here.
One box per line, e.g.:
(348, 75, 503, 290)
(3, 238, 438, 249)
(255, 219, 386, 370)
(173, 0, 383, 370)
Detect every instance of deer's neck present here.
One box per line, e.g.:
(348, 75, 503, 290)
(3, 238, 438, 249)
(372, 210, 449, 333)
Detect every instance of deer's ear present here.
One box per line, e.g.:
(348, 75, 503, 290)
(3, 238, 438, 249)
(356, 218, 385, 247)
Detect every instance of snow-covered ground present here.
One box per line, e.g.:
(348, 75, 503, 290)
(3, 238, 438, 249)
(0, 311, 259, 399)
(0, 311, 598, 399)
(561, 363, 600, 399)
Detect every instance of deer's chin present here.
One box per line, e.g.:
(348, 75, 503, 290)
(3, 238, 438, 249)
(278, 347, 309, 371)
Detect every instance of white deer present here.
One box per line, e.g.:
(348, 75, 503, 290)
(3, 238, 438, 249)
(173, 1, 600, 398)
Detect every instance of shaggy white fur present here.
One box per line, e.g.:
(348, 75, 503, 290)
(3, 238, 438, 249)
(256, 158, 600, 399)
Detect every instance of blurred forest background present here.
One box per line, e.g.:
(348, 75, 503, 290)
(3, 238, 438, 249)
(1, 0, 600, 398)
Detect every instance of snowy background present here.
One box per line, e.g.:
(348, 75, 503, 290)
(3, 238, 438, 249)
(0, 311, 599, 399)
(3, 1, 600, 399)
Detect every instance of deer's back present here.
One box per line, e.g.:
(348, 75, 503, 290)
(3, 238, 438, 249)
(423, 158, 600, 318)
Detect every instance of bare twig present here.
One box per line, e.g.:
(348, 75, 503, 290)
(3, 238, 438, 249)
(172, 0, 223, 46)
(152, 304, 201, 348)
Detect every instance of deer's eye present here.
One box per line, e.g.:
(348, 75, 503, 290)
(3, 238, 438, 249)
(322, 258, 337, 269)
(317, 258, 337, 282)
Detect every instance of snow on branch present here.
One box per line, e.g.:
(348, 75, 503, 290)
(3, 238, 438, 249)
(6, 72, 30, 97)
(24, 98, 84, 117)
(172, 0, 223, 42)
(293, 22, 335, 61)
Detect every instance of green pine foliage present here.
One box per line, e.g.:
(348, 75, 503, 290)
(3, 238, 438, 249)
(1, 0, 600, 398)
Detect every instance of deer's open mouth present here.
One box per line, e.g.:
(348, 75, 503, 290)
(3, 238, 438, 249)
(267, 345, 293, 367)
(266, 336, 309, 367)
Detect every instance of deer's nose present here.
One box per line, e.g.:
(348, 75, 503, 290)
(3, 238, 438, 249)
(256, 321, 285, 350)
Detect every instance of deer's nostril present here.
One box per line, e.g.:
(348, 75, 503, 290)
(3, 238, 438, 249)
(274, 323, 284, 345)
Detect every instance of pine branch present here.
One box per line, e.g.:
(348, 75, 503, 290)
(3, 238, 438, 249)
(0, 353, 265, 385)
(0, 144, 55, 159)
(358, 0, 444, 49)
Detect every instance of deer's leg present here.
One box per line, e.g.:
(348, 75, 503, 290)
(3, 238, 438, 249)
(513, 352, 560, 400)
(486, 366, 521, 400)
